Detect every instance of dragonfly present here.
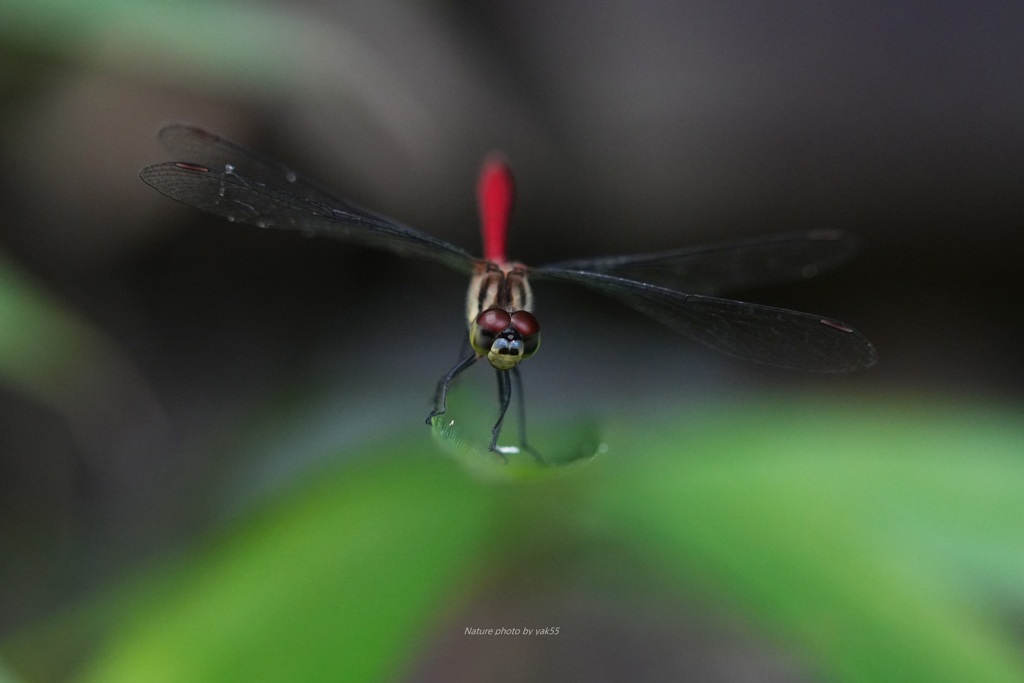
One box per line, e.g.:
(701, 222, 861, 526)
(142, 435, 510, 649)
(140, 125, 876, 457)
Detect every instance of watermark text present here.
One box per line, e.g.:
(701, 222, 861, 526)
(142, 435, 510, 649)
(464, 626, 560, 636)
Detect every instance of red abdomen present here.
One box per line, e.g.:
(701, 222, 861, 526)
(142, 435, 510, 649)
(478, 154, 515, 264)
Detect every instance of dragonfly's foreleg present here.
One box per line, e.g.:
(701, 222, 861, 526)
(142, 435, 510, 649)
(426, 352, 479, 424)
(489, 369, 514, 453)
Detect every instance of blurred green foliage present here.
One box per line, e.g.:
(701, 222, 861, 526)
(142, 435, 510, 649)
(0, 257, 148, 428)
(2, 390, 1024, 682)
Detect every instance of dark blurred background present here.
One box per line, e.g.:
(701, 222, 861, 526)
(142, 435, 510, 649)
(1, 0, 1023, 677)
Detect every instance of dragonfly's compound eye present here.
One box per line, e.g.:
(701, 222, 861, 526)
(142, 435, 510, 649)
(471, 308, 511, 357)
(476, 307, 512, 335)
(511, 310, 541, 358)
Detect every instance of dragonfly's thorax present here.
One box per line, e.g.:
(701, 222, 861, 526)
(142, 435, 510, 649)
(466, 261, 533, 322)
(467, 262, 540, 370)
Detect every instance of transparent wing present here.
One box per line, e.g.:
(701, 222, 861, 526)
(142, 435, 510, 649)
(530, 269, 876, 371)
(140, 125, 478, 274)
(154, 124, 347, 206)
(536, 230, 858, 295)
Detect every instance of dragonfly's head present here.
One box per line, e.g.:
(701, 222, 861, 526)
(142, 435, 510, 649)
(470, 307, 541, 371)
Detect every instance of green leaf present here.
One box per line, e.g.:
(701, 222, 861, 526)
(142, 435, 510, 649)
(587, 399, 1024, 683)
(5, 397, 1024, 683)
(74, 447, 492, 683)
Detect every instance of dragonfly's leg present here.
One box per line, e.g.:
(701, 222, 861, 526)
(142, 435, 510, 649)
(457, 334, 472, 359)
(489, 369, 514, 453)
(511, 367, 542, 462)
(426, 352, 478, 423)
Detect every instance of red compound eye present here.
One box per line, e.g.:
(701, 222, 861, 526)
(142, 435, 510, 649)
(476, 308, 511, 333)
(511, 310, 540, 338)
